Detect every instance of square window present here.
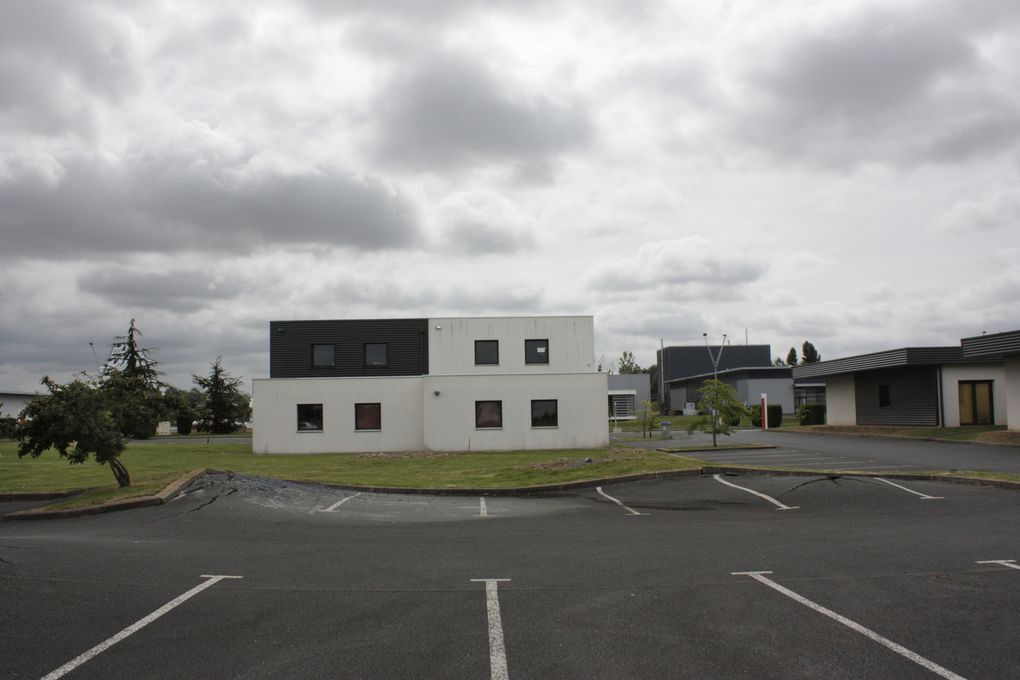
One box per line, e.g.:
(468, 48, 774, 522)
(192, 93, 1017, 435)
(525, 339, 549, 364)
(878, 385, 890, 408)
(531, 399, 558, 427)
(355, 403, 381, 430)
(312, 344, 335, 367)
(475, 400, 503, 428)
(365, 343, 388, 367)
(297, 403, 323, 431)
(475, 340, 499, 365)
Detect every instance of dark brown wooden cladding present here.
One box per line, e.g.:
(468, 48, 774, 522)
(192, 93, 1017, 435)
(854, 366, 940, 426)
(270, 319, 428, 378)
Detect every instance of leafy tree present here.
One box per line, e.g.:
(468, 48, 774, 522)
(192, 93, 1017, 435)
(686, 379, 751, 447)
(163, 386, 206, 435)
(773, 357, 786, 366)
(639, 399, 658, 439)
(193, 358, 250, 434)
(17, 376, 130, 487)
(101, 319, 165, 439)
(801, 341, 821, 364)
(617, 350, 642, 374)
(786, 347, 799, 366)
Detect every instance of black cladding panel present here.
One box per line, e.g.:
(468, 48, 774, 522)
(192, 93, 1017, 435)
(270, 319, 428, 378)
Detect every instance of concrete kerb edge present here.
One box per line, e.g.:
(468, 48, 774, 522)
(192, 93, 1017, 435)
(278, 467, 706, 497)
(2, 468, 209, 521)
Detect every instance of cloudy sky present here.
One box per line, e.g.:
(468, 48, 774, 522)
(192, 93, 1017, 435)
(2, 0, 1019, 393)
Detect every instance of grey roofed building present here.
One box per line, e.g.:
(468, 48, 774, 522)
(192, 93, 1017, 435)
(608, 373, 651, 420)
(655, 344, 773, 411)
(0, 392, 39, 418)
(666, 365, 794, 416)
(792, 329, 1020, 430)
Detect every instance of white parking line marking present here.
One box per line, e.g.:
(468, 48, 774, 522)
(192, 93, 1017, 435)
(596, 486, 648, 515)
(712, 474, 799, 511)
(478, 497, 490, 517)
(41, 574, 243, 680)
(471, 578, 511, 680)
(732, 571, 967, 680)
(876, 478, 943, 500)
(977, 559, 1020, 571)
(318, 492, 362, 512)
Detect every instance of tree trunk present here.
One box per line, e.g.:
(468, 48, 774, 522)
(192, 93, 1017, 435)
(109, 457, 131, 487)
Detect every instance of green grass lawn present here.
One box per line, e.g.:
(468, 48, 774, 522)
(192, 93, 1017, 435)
(778, 424, 1020, 445)
(0, 441, 703, 509)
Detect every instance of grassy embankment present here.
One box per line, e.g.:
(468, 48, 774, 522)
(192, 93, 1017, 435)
(777, 424, 1020, 446)
(0, 440, 701, 509)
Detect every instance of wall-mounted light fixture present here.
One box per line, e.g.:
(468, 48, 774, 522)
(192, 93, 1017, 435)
(433, 390, 441, 397)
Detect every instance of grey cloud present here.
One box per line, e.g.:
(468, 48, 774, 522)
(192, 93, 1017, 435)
(0, 2, 140, 137)
(77, 269, 245, 313)
(733, 6, 1020, 167)
(592, 238, 768, 294)
(373, 52, 593, 171)
(0, 156, 422, 258)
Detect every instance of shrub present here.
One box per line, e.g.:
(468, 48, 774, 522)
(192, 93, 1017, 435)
(767, 404, 783, 428)
(0, 417, 17, 439)
(176, 416, 193, 435)
(799, 404, 826, 425)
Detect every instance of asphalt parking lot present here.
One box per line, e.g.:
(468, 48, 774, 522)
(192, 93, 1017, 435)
(3, 471, 1019, 679)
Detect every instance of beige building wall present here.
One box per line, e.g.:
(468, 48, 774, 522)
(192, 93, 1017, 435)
(939, 364, 1007, 427)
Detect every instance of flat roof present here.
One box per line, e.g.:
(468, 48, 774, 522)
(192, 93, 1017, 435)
(665, 365, 791, 385)
(961, 329, 1020, 359)
(791, 347, 964, 379)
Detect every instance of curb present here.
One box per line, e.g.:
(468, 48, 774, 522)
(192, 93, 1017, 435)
(656, 445, 776, 454)
(2, 468, 208, 521)
(278, 467, 706, 497)
(5, 463, 1019, 520)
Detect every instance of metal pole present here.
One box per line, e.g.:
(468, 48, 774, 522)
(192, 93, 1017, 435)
(703, 333, 727, 447)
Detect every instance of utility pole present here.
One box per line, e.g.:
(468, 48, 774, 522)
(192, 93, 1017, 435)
(703, 332, 727, 447)
(659, 338, 665, 415)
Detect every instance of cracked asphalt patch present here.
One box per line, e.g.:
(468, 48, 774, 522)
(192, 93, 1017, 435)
(2, 472, 1018, 679)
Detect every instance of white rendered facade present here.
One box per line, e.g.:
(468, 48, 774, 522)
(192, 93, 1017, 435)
(252, 316, 609, 454)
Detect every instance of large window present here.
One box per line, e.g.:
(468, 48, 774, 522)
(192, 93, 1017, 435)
(355, 403, 381, 430)
(525, 339, 549, 364)
(364, 343, 388, 367)
(311, 344, 335, 367)
(297, 403, 323, 431)
(531, 399, 558, 427)
(959, 381, 993, 425)
(475, 340, 499, 365)
(475, 401, 503, 428)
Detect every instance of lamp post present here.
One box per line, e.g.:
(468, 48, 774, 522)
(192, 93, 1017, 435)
(703, 333, 727, 447)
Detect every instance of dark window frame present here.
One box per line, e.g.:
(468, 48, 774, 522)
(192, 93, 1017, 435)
(297, 403, 323, 432)
(475, 400, 503, 429)
(475, 340, 499, 365)
(525, 339, 549, 365)
(364, 342, 389, 368)
(311, 343, 335, 368)
(354, 402, 382, 431)
(531, 399, 559, 428)
(878, 384, 890, 408)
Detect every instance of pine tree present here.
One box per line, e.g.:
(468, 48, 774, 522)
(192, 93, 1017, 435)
(801, 341, 821, 364)
(786, 347, 799, 366)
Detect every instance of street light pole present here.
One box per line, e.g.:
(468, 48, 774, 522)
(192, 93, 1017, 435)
(703, 333, 727, 447)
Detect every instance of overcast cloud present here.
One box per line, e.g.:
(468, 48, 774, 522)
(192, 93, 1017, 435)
(1, 0, 1018, 393)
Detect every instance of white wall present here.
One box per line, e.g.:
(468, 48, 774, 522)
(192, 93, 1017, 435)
(825, 374, 856, 425)
(427, 316, 596, 375)
(422, 373, 609, 451)
(0, 393, 36, 418)
(1005, 356, 1020, 430)
(940, 364, 1006, 427)
(252, 377, 424, 454)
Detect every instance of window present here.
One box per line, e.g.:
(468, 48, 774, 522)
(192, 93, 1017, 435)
(525, 339, 549, 364)
(475, 401, 503, 428)
(297, 403, 323, 431)
(365, 343, 388, 367)
(878, 385, 890, 408)
(531, 399, 558, 427)
(355, 403, 381, 430)
(959, 381, 993, 425)
(475, 340, 499, 365)
(312, 344, 335, 367)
